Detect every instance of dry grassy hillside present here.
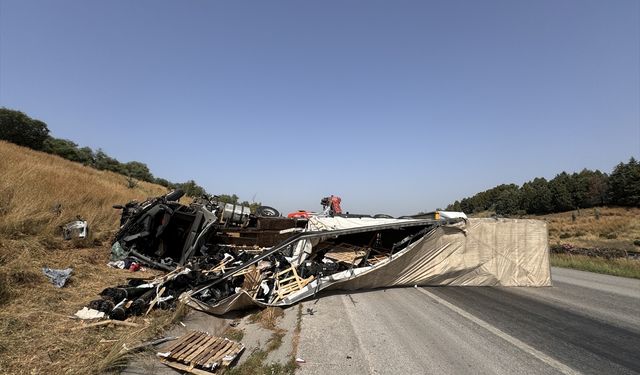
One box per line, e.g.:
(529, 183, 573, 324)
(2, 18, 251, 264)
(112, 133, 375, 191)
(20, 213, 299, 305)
(0, 140, 180, 375)
(542, 207, 640, 252)
(0, 140, 167, 241)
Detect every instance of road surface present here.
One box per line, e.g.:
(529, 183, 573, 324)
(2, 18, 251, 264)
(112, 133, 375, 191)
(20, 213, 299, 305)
(297, 267, 640, 374)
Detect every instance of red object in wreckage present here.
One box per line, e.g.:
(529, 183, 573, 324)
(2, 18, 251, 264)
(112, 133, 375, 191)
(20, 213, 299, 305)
(287, 210, 312, 219)
(330, 195, 342, 214)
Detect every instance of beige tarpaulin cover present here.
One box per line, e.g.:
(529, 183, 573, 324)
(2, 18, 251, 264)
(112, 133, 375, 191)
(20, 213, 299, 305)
(183, 218, 551, 315)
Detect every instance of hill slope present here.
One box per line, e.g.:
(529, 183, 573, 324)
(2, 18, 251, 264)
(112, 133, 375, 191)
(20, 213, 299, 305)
(0, 140, 167, 241)
(543, 207, 640, 252)
(0, 140, 175, 375)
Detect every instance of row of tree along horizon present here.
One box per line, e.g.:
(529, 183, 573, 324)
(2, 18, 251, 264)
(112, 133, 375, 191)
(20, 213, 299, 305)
(2, 107, 637, 215)
(446, 158, 640, 215)
(0, 107, 256, 206)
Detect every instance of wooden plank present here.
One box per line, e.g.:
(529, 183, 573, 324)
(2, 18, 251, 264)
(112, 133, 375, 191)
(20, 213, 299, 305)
(184, 335, 219, 364)
(203, 340, 233, 367)
(71, 319, 139, 331)
(177, 333, 212, 361)
(163, 331, 198, 353)
(182, 335, 215, 363)
(192, 337, 225, 366)
(198, 338, 230, 366)
(145, 286, 166, 315)
(204, 341, 235, 367)
(160, 359, 214, 375)
(222, 345, 245, 366)
(324, 244, 367, 265)
(241, 265, 261, 293)
(178, 333, 210, 362)
(170, 331, 204, 358)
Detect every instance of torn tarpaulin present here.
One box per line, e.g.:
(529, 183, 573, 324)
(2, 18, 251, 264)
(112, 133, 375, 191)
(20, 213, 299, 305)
(42, 267, 73, 288)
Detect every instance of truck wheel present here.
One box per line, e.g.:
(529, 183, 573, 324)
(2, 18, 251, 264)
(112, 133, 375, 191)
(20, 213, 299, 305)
(256, 206, 280, 217)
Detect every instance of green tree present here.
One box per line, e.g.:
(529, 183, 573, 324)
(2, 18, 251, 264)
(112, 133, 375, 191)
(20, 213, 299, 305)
(446, 200, 462, 211)
(495, 185, 521, 215)
(123, 161, 154, 182)
(579, 169, 609, 207)
(218, 194, 240, 204)
(520, 177, 552, 214)
(175, 180, 207, 197)
(549, 173, 574, 212)
(94, 149, 125, 174)
(154, 177, 174, 189)
(0, 108, 50, 150)
(608, 158, 640, 207)
(43, 137, 96, 165)
(77, 146, 95, 165)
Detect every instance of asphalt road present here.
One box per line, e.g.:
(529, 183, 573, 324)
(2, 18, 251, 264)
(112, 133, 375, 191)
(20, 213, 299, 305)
(297, 267, 640, 375)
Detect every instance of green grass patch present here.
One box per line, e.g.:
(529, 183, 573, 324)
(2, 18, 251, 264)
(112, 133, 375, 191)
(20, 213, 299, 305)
(551, 254, 640, 279)
(225, 327, 244, 342)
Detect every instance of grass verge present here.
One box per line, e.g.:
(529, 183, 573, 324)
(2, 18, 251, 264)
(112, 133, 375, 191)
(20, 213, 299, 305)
(224, 306, 299, 375)
(550, 253, 640, 279)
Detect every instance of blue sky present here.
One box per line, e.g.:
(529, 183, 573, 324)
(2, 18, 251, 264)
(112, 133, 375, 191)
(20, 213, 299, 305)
(1, 1, 638, 215)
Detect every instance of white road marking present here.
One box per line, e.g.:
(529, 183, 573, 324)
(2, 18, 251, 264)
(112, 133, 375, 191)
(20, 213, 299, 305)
(416, 288, 581, 375)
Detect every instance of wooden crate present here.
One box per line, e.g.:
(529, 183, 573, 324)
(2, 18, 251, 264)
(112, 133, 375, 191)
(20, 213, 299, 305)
(272, 266, 314, 303)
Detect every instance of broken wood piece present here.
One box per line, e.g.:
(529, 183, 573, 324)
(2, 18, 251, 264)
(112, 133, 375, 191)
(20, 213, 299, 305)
(203, 259, 232, 275)
(145, 286, 166, 315)
(241, 265, 262, 295)
(160, 359, 215, 375)
(121, 336, 177, 354)
(71, 319, 139, 331)
(368, 254, 389, 265)
(272, 266, 314, 303)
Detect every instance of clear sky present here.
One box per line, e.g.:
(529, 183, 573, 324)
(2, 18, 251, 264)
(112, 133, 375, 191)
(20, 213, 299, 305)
(1, 1, 638, 216)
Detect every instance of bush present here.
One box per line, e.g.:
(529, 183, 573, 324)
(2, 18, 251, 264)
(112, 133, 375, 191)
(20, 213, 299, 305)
(0, 108, 50, 150)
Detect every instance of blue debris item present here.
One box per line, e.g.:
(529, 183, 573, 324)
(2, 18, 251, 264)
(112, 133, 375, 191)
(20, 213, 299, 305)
(42, 267, 73, 288)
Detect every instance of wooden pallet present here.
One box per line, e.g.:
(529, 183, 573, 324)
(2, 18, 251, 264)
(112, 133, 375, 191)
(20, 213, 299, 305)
(241, 265, 263, 297)
(158, 330, 244, 374)
(272, 266, 314, 303)
(323, 243, 368, 266)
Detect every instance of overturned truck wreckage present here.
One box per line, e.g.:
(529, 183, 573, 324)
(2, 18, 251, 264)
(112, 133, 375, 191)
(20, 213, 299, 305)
(90, 190, 551, 319)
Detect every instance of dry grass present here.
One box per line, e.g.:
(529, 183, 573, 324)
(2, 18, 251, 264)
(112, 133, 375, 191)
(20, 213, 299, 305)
(542, 207, 640, 252)
(248, 307, 284, 331)
(550, 253, 640, 279)
(0, 140, 168, 241)
(0, 141, 185, 374)
(0, 241, 182, 374)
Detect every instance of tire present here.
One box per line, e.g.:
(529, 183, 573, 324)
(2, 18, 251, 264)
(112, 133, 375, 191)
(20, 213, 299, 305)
(165, 189, 185, 202)
(256, 206, 280, 217)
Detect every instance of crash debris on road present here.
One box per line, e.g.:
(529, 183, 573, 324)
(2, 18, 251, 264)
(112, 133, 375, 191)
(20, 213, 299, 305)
(81, 190, 551, 317)
(75, 190, 551, 371)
